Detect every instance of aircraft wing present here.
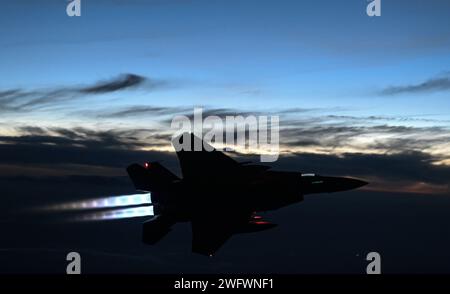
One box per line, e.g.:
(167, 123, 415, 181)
(172, 133, 269, 255)
(191, 211, 251, 256)
(142, 214, 175, 245)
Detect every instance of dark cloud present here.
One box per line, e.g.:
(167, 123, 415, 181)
(0, 73, 167, 113)
(274, 151, 449, 187)
(18, 126, 49, 136)
(9, 108, 450, 159)
(98, 105, 191, 118)
(0, 89, 21, 99)
(0, 127, 178, 177)
(16, 89, 77, 109)
(5, 126, 175, 150)
(85, 105, 352, 123)
(0, 125, 449, 195)
(6, 127, 137, 149)
(79, 74, 146, 94)
(281, 125, 366, 148)
(279, 117, 449, 152)
(367, 136, 448, 153)
(380, 74, 450, 95)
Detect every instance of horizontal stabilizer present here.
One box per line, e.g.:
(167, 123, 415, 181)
(142, 215, 175, 245)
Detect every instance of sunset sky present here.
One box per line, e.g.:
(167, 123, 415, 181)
(1, 0, 449, 194)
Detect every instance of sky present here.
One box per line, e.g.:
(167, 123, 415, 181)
(0, 0, 450, 274)
(1, 0, 449, 192)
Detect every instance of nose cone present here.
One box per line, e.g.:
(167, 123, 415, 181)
(326, 177, 368, 193)
(301, 175, 368, 194)
(343, 178, 368, 190)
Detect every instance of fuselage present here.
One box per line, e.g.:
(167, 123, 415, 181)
(151, 170, 366, 223)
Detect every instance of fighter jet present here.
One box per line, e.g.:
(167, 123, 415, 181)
(127, 133, 367, 256)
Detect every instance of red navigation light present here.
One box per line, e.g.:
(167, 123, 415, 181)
(144, 162, 150, 169)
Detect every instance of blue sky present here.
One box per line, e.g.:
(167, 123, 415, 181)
(1, 0, 450, 172)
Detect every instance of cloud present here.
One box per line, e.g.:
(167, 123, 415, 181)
(94, 105, 289, 122)
(236, 151, 449, 195)
(0, 125, 449, 194)
(277, 113, 450, 154)
(274, 151, 450, 187)
(0, 126, 176, 168)
(79, 74, 146, 94)
(0, 73, 167, 113)
(3, 126, 168, 150)
(1, 102, 450, 195)
(7, 107, 450, 158)
(98, 105, 191, 118)
(380, 73, 450, 95)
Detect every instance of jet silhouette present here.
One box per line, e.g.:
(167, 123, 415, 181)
(127, 133, 367, 256)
